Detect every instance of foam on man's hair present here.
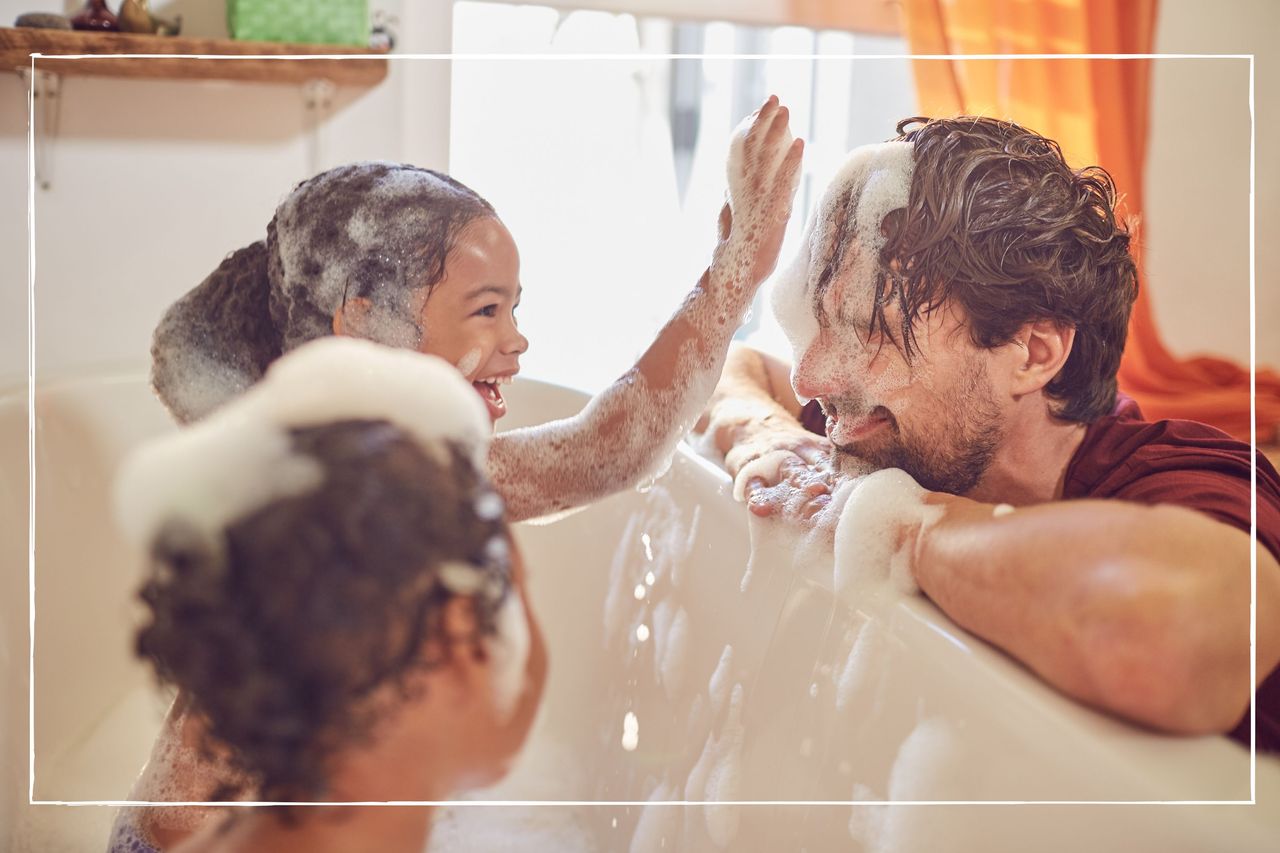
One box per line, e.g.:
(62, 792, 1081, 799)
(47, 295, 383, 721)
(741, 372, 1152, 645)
(116, 337, 490, 548)
(771, 141, 915, 371)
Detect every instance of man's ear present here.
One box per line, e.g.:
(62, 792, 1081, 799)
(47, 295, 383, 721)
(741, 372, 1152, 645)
(1010, 319, 1075, 397)
(332, 296, 374, 338)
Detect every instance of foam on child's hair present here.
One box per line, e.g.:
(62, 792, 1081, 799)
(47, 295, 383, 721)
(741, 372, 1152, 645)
(116, 337, 490, 549)
(153, 163, 498, 424)
(271, 163, 475, 353)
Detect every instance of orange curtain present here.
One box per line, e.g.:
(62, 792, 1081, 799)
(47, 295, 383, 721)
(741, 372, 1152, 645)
(900, 0, 1278, 442)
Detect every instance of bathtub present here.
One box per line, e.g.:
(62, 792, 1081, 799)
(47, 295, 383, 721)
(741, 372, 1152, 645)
(2, 370, 1278, 852)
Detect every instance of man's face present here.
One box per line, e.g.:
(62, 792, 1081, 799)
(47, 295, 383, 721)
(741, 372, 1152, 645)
(775, 139, 1007, 496)
(792, 287, 1005, 495)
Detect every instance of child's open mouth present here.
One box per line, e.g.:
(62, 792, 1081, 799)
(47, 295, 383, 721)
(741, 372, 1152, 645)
(473, 375, 513, 421)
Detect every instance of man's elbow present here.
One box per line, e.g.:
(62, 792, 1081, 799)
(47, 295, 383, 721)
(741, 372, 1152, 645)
(1077, 568, 1252, 736)
(1087, 646, 1251, 736)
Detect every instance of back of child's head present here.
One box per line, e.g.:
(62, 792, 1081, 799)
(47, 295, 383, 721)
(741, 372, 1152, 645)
(118, 337, 506, 801)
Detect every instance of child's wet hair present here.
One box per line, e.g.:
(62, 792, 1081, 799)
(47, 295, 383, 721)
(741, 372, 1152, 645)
(136, 418, 510, 803)
(152, 162, 497, 424)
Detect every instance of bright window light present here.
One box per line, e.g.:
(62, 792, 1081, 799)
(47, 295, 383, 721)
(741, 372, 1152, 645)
(451, 2, 915, 391)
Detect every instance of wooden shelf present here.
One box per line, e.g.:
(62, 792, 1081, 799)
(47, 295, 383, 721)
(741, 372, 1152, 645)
(1, 27, 388, 86)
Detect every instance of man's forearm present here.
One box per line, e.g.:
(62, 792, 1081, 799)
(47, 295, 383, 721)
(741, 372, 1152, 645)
(912, 494, 1278, 735)
(701, 345, 806, 459)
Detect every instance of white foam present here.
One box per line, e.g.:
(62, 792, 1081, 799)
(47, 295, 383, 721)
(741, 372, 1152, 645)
(271, 163, 471, 354)
(832, 468, 941, 602)
(876, 716, 980, 849)
(153, 345, 258, 425)
(731, 449, 795, 503)
(771, 141, 915, 395)
(113, 404, 323, 553)
(484, 591, 532, 722)
(253, 337, 490, 465)
(455, 347, 482, 379)
(886, 715, 966, 799)
(438, 560, 488, 595)
(116, 338, 491, 547)
(769, 214, 820, 398)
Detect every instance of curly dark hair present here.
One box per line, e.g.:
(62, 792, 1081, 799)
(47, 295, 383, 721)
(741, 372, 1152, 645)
(864, 116, 1138, 423)
(265, 162, 499, 351)
(136, 419, 511, 802)
(151, 163, 497, 424)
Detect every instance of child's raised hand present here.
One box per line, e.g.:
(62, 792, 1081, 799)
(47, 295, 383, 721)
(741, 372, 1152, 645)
(721, 95, 805, 287)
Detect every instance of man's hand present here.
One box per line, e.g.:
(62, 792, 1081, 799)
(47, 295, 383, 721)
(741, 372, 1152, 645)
(740, 451, 837, 521)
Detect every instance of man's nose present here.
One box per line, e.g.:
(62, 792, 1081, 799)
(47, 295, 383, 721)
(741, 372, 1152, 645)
(791, 337, 841, 401)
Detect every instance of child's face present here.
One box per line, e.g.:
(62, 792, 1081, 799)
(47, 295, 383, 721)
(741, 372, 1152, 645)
(418, 217, 528, 423)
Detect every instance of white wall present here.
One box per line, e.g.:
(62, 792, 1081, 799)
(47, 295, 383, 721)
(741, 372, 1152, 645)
(1146, 0, 1278, 368)
(0, 0, 454, 387)
(1, 0, 1274, 379)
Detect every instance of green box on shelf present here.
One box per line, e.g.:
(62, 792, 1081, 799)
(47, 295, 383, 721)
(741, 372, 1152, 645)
(227, 0, 369, 46)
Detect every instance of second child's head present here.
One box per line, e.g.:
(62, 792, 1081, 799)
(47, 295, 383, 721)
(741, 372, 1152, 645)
(120, 338, 547, 802)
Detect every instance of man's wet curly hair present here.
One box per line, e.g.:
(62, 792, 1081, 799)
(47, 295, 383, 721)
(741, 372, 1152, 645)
(136, 418, 511, 803)
(873, 116, 1138, 423)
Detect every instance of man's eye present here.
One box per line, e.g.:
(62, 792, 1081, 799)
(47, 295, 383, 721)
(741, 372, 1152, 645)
(476, 304, 498, 318)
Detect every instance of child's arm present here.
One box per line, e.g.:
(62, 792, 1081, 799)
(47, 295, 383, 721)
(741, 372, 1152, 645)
(490, 96, 804, 522)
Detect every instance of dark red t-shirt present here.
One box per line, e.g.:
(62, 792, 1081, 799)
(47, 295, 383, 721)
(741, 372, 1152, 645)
(800, 395, 1280, 751)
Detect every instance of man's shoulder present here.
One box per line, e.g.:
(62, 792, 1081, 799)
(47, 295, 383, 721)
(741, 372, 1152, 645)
(1064, 396, 1280, 559)
(1067, 402, 1277, 495)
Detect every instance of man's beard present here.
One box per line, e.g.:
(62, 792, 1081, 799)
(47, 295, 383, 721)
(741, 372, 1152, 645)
(828, 359, 1004, 496)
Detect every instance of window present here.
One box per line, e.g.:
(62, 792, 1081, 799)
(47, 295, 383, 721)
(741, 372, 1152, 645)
(451, 2, 915, 391)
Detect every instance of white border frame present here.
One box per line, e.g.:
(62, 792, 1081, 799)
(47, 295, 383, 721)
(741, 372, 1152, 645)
(24, 51, 1258, 809)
